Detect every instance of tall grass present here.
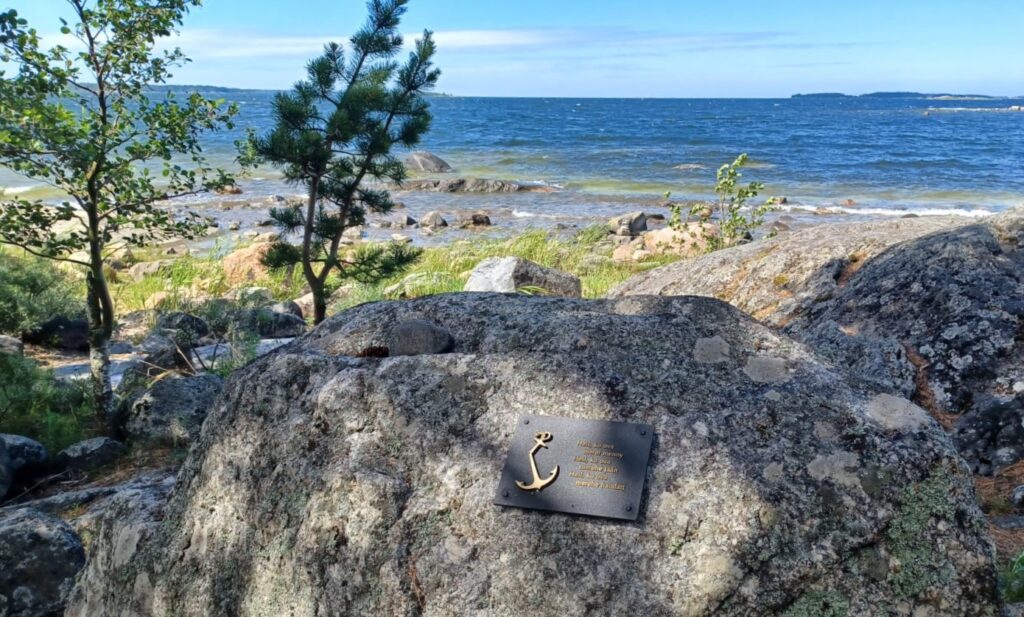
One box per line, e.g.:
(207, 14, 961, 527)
(110, 227, 676, 319)
(331, 226, 677, 312)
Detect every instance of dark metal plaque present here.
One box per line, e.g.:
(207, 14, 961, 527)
(493, 414, 654, 521)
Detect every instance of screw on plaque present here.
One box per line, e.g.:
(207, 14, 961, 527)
(502, 490, 510, 498)
(626, 504, 633, 512)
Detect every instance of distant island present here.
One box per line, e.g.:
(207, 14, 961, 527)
(792, 91, 1011, 100)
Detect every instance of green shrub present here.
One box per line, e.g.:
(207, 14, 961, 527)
(1003, 551, 1024, 602)
(670, 153, 777, 250)
(0, 249, 84, 335)
(0, 353, 93, 453)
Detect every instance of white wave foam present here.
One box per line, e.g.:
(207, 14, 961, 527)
(673, 163, 707, 171)
(783, 204, 994, 218)
(2, 186, 37, 196)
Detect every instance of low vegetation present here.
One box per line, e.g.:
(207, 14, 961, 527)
(0, 248, 84, 336)
(670, 153, 777, 249)
(0, 353, 93, 454)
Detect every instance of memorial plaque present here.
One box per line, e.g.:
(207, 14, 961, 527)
(493, 414, 654, 521)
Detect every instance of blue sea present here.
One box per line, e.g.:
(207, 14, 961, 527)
(3, 91, 1023, 230)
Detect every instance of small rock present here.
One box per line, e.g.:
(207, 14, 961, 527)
(127, 260, 171, 283)
(155, 312, 210, 343)
(55, 437, 127, 473)
(464, 257, 582, 297)
(457, 211, 492, 228)
(386, 320, 455, 356)
(390, 214, 418, 228)
(342, 226, 364, 240)
(228, 221, 241, 231)
(237, 308, 306, 339)
(421, 211, 448, 229)
(0, 509, 85, 617)
(1012, 485, 1024, 508)
(293, 293, 315, 319)
(270, 301, 304, 320)
(215, 184, 243, 195)
(0, 434, 49, 479)
(608, 212, 647, 236)
(391, 234, 413, 244)
(405, 151, 454, 173)
(0, 334, 23, 357)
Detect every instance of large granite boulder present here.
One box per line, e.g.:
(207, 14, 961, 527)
(124, 374, 224, 446)
(465, 257, 583, 297)
(66, 294, 1000, 615)
(613, 210, 1024, 474)
(404, 151, 453, 173)
(0, 508, 85, 617)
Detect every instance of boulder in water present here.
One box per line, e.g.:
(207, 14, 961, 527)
(404, 151, 454, 173)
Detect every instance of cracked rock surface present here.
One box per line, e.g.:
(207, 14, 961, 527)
(67, 294, 1000, 616)
(613, 208, 1024, 474)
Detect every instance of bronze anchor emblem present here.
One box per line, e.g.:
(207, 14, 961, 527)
(515, 431, 559, 492)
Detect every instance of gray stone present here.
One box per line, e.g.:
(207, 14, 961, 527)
(0, 434, 48, 478)
(270, 301, 304, 320)
(124, 374, 224, 446)
(390, 213, 418, 228)
(456, 210, 492, 228)
(0, 509, 85, 617)
(404, 151, 453, 173)
(1012, 485, 1024, 508)
(240, 308, 306, 339)
(386, 320, 454, 356)
(154, 312, 210, 346)
(464, 256, 582, 297)
(607, 211, 647, 236)
(420, 210, 448, 229)
(127, 261, 171, 283)
(55, 438, 127, 473)
(613, 208, 1024, 473)
(67, 294, 1000, 616)
(0, 335, 23, 357)
(137, 333, 184, 373)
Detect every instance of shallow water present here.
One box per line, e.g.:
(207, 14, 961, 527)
(2, 91, 1022, 238)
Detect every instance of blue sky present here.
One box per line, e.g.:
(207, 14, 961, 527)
(14, 0, 1024, 97)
